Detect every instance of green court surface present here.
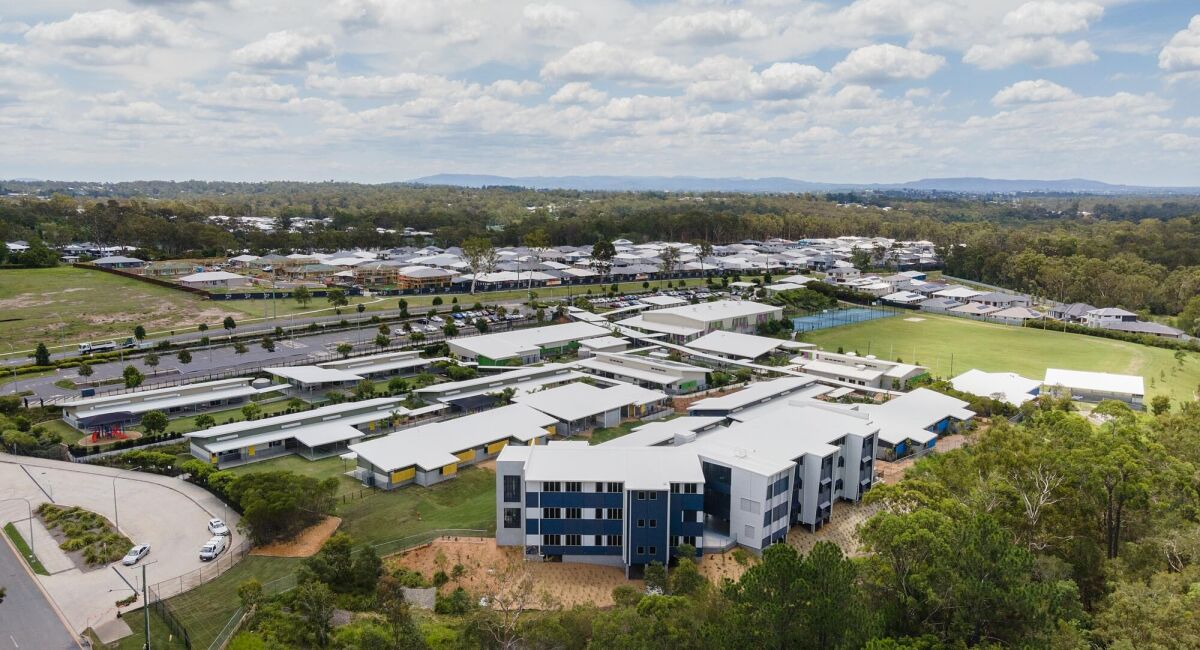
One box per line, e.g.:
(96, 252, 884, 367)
(803, 313, 1200, 402)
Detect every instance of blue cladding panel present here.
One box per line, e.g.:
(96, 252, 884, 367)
(629, 490, 670, 565)
(540, 545, 621, 557)
(539, 492, 623, 508)
(525, 518, 539, 534)
(538, 520, 622, 535)
(525, 492, 539, 507)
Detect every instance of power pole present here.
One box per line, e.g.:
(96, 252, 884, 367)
(142, 562, 151, 650)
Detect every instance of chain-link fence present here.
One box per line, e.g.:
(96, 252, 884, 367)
(148, 539, 252, 602)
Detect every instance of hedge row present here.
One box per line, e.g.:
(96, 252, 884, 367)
(1022, 319, 1200, 352)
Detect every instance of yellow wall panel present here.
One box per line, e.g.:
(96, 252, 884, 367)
(442, 463, 458, 476)
(486, 440, 507, 455)
(390, 467, 415, 483)
(456, 449, 475, 462)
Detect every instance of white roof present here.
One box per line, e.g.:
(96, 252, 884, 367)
(951, 369, 1041, 406)
(991, 306, 1044, 320)
(349, 404, 557, 471)
(844, 388, 973, 446)
(688, 376, 817, 413)
(229, 254, 259, 262)
(62, 377, 254, 409)
(514, 381, 666, 422)
(639, 295, 688, 307)
(416, 363, 578, 397)
(934, 287, 984, 299)
(577, 336, 628, 350)
(66, 381, 284, 419)
(178, 271, 247, 283)
(882, 291, 925, 302)
(519, 446, 705, 490)
(642, 299, 780, 325)
(615, 315, 703, 336)
(799, 359, 884, 381)
(599, 416, 723, 448)
(319, 350, 436, 375)
(694, 403, 876, 474)
(449, 321, 611, 360)
(265, 365, 364, 384)
(1043, 368, 1144, 396)
(188, 397, 404, 441)
(685, 330, 784, 359)
(573, 357, 691, 385)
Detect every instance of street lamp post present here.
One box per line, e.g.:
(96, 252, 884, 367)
(4, 342, 16, 394)
(111, 466, 142, 532)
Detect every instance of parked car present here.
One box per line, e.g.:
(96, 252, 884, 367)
(208, 518, 230, 536)
(199, 536, 227, 562)
(122, 544, 150, 566)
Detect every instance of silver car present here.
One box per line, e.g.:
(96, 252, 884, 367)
(122, 544, 150, 566)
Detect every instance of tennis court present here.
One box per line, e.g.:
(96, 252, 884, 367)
(791, 307, 898, 332)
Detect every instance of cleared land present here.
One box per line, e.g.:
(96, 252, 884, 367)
(0, 267, 242, 350)
(803, 313, 1200, 401)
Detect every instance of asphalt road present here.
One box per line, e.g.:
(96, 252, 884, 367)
(5, 310, 535, 402)
(0, 534, 78, 650)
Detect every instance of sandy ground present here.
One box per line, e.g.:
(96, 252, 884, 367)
(251, 516, 342, 558)
(388, 538, 643, 608)
(0, 454, 240, 638)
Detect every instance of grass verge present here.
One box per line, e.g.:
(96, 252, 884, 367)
(4, 522, 48, 575)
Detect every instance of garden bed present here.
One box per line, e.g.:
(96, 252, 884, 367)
(37, 503, 133, 569)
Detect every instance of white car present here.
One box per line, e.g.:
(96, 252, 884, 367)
(199, 536, 227, 562)
(207, 518, 230, 536)
(122, 544, 150, 566)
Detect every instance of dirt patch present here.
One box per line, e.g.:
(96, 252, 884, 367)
(250, 516, 342, 558)
(474, 459, 497, 473)
(0, 294, 56, 310)
(697, 550, 753, 584)
(903, 317, 926, 322)
(387, 538, 641, 608)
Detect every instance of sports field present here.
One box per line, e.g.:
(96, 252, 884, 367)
(0, 267, 243, 351)
(803, 313, 1200, 402)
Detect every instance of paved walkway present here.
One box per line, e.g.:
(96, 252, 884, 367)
(0, 454, 243, 640)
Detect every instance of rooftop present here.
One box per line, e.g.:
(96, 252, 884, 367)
(449, 321, 611, 360)
(688, 376, 818, 413)
(518, 445, 705, 490)
(514, 381, 667, 422)
(685, 330, 786, 359)
(1044, 368, 1145, 395)
(642, 299, 780, 324)
(950, 369, 1041, 406)
(598, 416, 724, 448)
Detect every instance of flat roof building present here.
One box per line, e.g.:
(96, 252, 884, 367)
(790, 349, 927, 390)
(687, 376, 829, 418)
(447, 321, 611, 366)
(186, 397, 442, 468)
(617, 300, 782, 342)
(513, 381, 670, 435)
(1043, 368, 1145, 407)
(574, 351, 709, 394)
(951, 369, 1041, 406)
(685, 330, 810, 360)
(415, 363, 585, 411)
(61, 378, 284, 429)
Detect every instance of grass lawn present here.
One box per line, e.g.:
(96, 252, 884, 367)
(36, 417, 86, 445)
(151, 397, 299, 435)
(803, 313, 1200, 402)
(225, 454, 363, 497)
(112, 608, 190, 650)
(587, 420, 643, 445)
(166, 556, 303, 649)
(0, 267, 243, 355)
(4, 522, 48, 575)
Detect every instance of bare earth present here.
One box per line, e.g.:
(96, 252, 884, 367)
(250, 516, 342, 558)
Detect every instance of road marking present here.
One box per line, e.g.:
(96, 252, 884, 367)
(10, 633, 18, 647)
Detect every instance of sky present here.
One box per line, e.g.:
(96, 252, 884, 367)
(1, 1, 1199, 185)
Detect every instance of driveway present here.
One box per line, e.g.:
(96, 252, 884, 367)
(0, 454, 241, 640)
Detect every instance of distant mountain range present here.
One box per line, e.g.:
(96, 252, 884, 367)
(411, 174, 1200, 195)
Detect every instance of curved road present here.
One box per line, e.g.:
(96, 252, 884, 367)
(0, 535, 78, 649)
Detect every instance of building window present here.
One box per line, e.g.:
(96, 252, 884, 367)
(503, 508, 520, 528)
(566, 507, 581, 519)
(608, 535, 623, 546)
(637, 491, 646, 500)
(670, 483, 680, 494)
(543, 534, 561, 546)
(649, 519, 657, 528)
(835, 479, 844, 491)
(565, 534, 581, 546)
(637, 519, 645, 528)
(542, 507, 561, 519)
(740, 498, 761, 514)
(684, 483, 698, 494)
(565, 481, 582, 492)
(595, 508, 604, 519)
(648, 546, 657, 556)
(649, 492, 657, 500)
(594, 535, 603, 546)
(606, 482, 624, 493)
(636, 546, 645, 555)
(543, 481, 561, 492)
(503, 475, 521, 502)
(837, 457, 845, 467)
(607, 508, 623, 520)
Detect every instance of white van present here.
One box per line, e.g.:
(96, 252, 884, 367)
(199, 535, 227, 562)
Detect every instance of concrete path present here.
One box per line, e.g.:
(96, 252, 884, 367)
(0, 454, 243, 639)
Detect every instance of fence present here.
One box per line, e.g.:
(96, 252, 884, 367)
(146, 597, 193, 649)
(149, 539, 252, 602)
(789, 305, 901, 333)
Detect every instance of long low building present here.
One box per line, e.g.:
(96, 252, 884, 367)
(61, 378, 285, 429)
(684, 330, 813, 361)
(1043, 368, 1145, 407)
(950, 369, 1041, 406)
(573, 351, 709, 394)
(318, 350, 443, 379)
(186, 397, 446, 467)
(617, 300, 783, 343)
(447, 321, 612, 366)
(349, 404, 559, 489)
(790, 349, 927, 390)
(833, 388, 974, 460)
(415, 363, 585, 411)
(513, 381, 670, 435)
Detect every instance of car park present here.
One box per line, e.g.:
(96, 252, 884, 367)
(122, 544, 150, 566)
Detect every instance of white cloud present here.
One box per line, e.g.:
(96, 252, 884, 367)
(992, 79, 1077, 105)
(964, 37, 1096, 69)
(540, 42, 690, 84)
(232, 30, 334, 69)
(329, 0, 389, 31)
(488, 79, 542, 98)
(832, 44, 945, 83)
(1002, 1, 1104, 36)
(25, 9, 183, 47)
(1157, 133, 1200, 151)
(522, 3, 579, 34)
(549, 82, 607, 105)
(1159, 15, 1200, 73)
(181, 75, 300, 111)
(653, 10, 769, 45)
(85, 101, 181, 125)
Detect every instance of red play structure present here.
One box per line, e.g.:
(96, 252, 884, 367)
(88, 425, 130, 444)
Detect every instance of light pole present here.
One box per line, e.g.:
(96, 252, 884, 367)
(112, 466, 142, 532)
(0, 497, 34, 558)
